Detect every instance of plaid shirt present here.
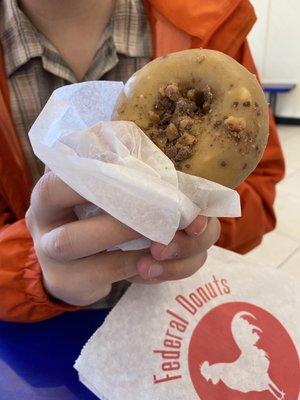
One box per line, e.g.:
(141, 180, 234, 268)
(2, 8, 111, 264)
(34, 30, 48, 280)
(0, 0, 152, 309)
(0, 0, 152, 182)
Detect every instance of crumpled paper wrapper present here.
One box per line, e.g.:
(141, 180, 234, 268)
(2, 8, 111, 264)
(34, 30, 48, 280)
(74, 246, 300, 400)
(29, 81, 240, 249)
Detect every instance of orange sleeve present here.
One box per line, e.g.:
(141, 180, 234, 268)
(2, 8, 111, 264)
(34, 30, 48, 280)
(0, 217, 79, 322)
(0, 44, 80, 322)
(217, 42, 285, 254)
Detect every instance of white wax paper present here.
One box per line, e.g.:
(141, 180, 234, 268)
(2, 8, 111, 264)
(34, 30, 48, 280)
(74, 246, 300, 400)
(29, 81, 240, 247)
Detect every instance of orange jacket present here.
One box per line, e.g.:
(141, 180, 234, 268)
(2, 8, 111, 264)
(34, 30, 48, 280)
(0, 0, 285, 322)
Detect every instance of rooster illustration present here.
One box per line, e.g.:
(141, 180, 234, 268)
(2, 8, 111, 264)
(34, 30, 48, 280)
(200, 311, 285, 400)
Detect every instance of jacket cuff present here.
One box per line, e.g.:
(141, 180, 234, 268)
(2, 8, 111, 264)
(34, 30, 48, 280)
(0, 219, 80, 322)
(22, 247, 81, 319)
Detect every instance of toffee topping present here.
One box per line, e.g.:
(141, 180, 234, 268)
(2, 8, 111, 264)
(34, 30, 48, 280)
(146, 83, 213, 166)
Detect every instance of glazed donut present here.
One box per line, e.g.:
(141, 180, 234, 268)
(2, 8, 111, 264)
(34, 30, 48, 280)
(112, 49, 269, 188)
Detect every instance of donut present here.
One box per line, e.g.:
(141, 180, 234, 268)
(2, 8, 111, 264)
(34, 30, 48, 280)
(112, 49, 269, 188)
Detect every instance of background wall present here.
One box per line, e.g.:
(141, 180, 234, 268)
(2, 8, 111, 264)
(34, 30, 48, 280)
(248, 0, 300, 117)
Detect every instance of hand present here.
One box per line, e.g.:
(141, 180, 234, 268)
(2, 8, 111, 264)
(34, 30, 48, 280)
(130, 216, 221, 284)
(26, 171, 220, 307)
(26, 171, 144, 306)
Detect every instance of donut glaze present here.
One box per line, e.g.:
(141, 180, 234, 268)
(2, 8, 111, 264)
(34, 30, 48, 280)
(112, 49, 269, 188)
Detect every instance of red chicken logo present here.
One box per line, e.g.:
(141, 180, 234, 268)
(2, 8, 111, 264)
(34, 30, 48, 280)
(188, 302, 300, 400)
(200, 312, 284, 399)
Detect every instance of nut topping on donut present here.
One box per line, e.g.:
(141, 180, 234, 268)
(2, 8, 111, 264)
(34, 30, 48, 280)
(179, 116, 193, 131)
(165, 146, 178, 160)
(164, 84, 180, 101)
(146, 82, 214, 166)
(148, 110, 160, 124)
(224, 116, 246, 133)
(196, 55, 206, 63)
(239, 87, 252, 103)
(201, 85, 213, 113)
(177, 132, 197, 146)
(175, 146, 191, 162)
(165, 123, 180, 141)
(175, 97, 197, 115)
(186, 89, 198, 101)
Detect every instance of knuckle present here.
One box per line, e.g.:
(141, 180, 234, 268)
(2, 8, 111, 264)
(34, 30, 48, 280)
(119, 255, 134, 279)
(31, 172, 56, 208)
(42, 227, 74, 261)
(199, 218, 221, 250)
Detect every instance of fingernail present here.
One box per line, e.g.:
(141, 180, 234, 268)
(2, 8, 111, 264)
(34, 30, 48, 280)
(161, 242, 179, 260)
(148, 263, 164, 278)
(192, 217, 208, 237)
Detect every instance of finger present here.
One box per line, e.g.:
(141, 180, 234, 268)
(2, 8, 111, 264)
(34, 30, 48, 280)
(41, 213, 141, 261)
(136, 250, 208, 282)
(184, 215, 208, 237)
(31, 172, 87, 225)
(42, 249, 146, 306)
(151, 218, 220, 261)
(78, 250, 145, 284)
